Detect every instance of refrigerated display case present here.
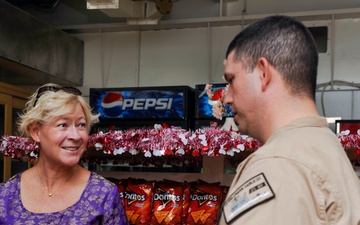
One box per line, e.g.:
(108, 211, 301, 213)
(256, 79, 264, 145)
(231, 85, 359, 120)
(90, 85, 195, 132)
(194, 83, 251, 175)
(85, 85, 202, 174)
(194, 83, 231, 129)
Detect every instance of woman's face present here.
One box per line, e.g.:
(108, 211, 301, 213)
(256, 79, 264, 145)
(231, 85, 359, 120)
(31, 104, 88, 167)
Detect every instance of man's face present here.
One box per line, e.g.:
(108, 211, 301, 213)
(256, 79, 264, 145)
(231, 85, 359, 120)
(223, 51, 261, 136)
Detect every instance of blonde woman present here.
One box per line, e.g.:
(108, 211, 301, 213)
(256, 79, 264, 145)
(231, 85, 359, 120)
(0, 83, 128, 224)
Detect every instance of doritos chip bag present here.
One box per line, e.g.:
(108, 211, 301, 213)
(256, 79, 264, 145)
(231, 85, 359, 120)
(186, 183, 223, 225)
(151, 181, 183, 225)
(116, 178, 127, 207)
(124, 178, 154, 225)
(181, 181, 193, 225)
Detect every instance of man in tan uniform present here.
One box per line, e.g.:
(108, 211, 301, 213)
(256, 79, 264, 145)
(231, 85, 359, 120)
(218, 15, 360, 225)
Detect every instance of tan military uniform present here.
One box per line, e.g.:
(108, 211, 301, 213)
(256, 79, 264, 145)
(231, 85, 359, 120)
(219, 117, 360, 225)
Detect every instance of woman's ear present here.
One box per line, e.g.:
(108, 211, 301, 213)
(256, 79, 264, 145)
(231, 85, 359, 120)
(29, 125, 40, 143)
(258, 57, 272, 92)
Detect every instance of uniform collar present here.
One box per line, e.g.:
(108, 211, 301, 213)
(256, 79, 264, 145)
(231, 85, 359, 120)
(266, 116, 328, 144)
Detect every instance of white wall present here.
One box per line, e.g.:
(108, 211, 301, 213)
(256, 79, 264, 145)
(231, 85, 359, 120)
(315, 19, 360, 120)
(74, 18, 360, 120)
(72, 15, 360, 184)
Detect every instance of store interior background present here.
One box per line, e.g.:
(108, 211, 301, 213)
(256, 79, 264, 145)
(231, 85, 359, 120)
(1, 0, 360, 184)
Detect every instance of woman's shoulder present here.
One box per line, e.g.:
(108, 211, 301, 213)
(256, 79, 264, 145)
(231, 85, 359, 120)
(88, 172, 117, 190)
(0, 174, 21, 189)
(0, 174, 21, 199)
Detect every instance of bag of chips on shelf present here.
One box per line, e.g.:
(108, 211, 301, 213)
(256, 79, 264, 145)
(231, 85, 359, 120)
(150, 181, 183, 225)
(186, 182, 223, 225)
(124, 178, 154, 225)
(115, 178, 127, 207)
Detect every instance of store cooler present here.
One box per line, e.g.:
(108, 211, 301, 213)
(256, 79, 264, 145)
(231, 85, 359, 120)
(86, 85, 201, 173)
(194, 83, 249, 174)
(89, 85, 195, 132)
(194, 83, 230, 129)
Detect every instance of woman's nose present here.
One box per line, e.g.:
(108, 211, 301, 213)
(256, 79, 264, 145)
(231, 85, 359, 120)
(68, 126, 81, 140)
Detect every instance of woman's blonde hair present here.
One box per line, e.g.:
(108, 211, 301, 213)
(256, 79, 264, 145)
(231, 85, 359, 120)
(18, 83, 99, 140)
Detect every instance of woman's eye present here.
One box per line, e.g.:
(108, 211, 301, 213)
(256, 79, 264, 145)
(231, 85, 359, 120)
(58, 123, 67, 128)
(78, 123, 87, 128)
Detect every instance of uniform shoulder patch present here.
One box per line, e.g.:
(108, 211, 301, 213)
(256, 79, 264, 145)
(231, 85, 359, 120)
(223, 173, 275, 223)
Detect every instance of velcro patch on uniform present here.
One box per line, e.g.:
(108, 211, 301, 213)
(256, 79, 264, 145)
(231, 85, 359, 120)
(223, 173, 275, 223)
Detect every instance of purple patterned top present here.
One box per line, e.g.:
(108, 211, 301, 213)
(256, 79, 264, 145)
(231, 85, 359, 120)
(0, 172, 129, 225)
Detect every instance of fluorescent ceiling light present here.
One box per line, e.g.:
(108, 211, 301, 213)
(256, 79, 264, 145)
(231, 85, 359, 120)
(86, 0, 119, 9)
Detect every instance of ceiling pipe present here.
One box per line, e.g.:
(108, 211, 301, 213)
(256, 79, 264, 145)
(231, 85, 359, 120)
(330, 14, 335, 89)
(207, 22, 212, 83)
(219, 0, 223, 17)
(241, 0, 247, 30)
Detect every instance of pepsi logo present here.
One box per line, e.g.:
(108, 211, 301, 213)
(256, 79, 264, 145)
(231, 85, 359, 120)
(101, 91, 124, 117)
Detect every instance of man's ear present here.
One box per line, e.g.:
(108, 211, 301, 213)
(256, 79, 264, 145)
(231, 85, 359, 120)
(258, 57, 272, 92)
(29, 125, 40, 143)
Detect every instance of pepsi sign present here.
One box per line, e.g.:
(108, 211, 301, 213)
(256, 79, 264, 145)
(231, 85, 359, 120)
(90, 86, 193, 119)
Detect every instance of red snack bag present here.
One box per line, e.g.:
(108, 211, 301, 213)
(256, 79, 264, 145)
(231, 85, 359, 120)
(186, 183, 223, 225)
(181, 181, 193, 225)
(151, 181, 183, 225)
(124, 178, 154, 225)
(116, 178, 127, 207)
(197, 179, 221, 186)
